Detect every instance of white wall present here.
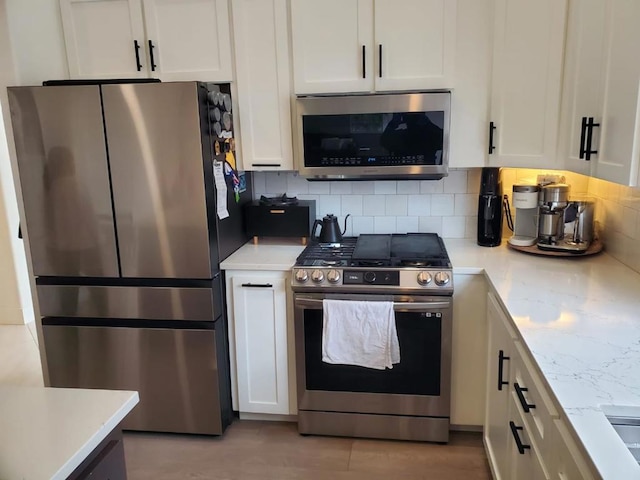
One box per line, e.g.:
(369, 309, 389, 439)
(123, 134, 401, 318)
(0, 0, 34, 324)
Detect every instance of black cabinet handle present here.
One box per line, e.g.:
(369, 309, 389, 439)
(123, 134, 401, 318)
(241, 283, 273, 288)
(18, 222, 22, 239)
(585, 117, 600, 161)
(488, 121, 496, 154)
(133, 40, 142, 71)
(148, 40, 157, 71)
(579, 116, 588, 159)
(251, 163, 282, 167)
(362, 45, 366, 79)
(378, 44, 383, 78)
(509, 421, 531, 455)
(498, 349, 509, 391)
(514, 382, 536, 412)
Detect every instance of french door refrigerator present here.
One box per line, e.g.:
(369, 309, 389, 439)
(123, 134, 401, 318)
(7, 81, 251, 435)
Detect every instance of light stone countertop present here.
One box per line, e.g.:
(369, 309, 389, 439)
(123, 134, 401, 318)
(220, 237, 306, 271)
(0, 387, 139, 480)
(221, 237, 640, 479)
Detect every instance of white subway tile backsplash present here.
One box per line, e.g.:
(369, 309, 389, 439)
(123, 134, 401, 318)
(318, 195, 341, 217)
(420, 179, 444, 194)
(331, 181, 353, 195)
(352, 216, 374, 235)
(286, 172, 309, 195)
(362, 195, 386, 216)
(398, 180, 421, 194)
(431, 194, 455, 216)
(419, 217, 443, 235)
(455, 194, 477, 216)
(308, 181, 331, 194)
(407, 195, 431, 217)
(374, 217, 397, 234)
(351, 181, 376, 194)
(465, 216, 478, 240)
(251, 171, 266, 194)
(385, 195, 408, 216)
(396, 216, 419, 233)
(443, 216, 466, 238)
(265, 172, 288, 194)
(341, 195, 363, 216)
(443, 170, 468, 194)
(374, 181, 397, 194)
(467, 168, 482, 195)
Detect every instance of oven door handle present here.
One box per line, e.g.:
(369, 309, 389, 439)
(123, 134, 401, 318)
(294, 297, 451, 310)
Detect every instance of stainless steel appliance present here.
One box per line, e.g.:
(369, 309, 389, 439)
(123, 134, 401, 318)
(540, 199, 595, 253)
(294, 92, 450, 180)
(537, 184, 570, 247)
(8, 81, 252, 435)
(291, 234, 453, 442)
(507, 184, 540, 247)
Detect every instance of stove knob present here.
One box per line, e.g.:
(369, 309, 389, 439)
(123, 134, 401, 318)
(295, 269, 308, 283)
(327, 270, 341, 284)
(417, 271, 432, 286)
(363, 271, 376, 283)
(434, 272, 450, 286)
(311, 269, 325, 283)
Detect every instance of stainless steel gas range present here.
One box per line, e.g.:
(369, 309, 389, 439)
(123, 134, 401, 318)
(291, 233, 453, 443)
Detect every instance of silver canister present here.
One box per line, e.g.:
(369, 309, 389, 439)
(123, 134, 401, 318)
(539, 184, 570, 209)
(564, 200, 595, 244)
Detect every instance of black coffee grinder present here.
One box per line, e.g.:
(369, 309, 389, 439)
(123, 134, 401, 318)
(477, 167, 503, 247)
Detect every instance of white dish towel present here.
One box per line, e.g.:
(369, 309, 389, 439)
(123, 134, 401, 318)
(322, 299, 400, 370)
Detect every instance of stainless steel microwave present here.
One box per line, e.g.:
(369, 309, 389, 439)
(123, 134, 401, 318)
(294, 91, 450, 180)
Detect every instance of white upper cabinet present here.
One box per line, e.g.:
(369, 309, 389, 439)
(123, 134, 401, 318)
(60, 0, 233, 81)
(560, 0, 640, 186)
(487, 0, 567, 168)
(60, 0, 147, 78)
(231, 0, 293, 170)
(142, 0, 232, 81)
(290, 0, 456, 94)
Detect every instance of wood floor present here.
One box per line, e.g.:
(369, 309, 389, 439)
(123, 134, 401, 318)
(124, 420, 492, 480)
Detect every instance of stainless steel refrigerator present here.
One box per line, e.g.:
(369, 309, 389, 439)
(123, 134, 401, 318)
(8, 81, 251, 435)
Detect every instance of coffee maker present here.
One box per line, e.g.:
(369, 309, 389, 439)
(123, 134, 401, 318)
(540, 199, 595, 253)
(537, 184, 570, 248)
(507, 184, 540, 247)
(477, 167, 503, 247)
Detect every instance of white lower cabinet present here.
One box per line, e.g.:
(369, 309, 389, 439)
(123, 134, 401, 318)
(225, 270, 294, 415)
(484, 292, 597, 480)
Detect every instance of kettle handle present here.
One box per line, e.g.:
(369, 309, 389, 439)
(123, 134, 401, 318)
(311, 219, 322, 241)
(341, 214, 351, 236)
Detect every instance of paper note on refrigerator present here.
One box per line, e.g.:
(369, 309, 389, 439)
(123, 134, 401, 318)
(213, 162, 229, 219)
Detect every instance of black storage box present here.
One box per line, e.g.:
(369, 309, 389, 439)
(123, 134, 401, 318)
(244, 199, 316, 241)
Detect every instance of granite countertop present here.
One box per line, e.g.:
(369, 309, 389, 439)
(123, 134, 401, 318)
(0, 387, 139, 480)
(225, 237, 640, 478)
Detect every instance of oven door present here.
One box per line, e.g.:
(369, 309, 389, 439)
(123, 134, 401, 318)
(294, 293, 452, 418)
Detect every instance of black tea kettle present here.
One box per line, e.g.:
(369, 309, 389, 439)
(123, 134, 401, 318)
(312, 214, 350, 244)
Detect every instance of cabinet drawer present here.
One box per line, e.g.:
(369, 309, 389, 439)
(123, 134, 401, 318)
(550, 419, 596, 480)
(512, 341, 559, 459)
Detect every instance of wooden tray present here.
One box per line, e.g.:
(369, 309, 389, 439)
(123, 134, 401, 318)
(507, 239, 603, 257)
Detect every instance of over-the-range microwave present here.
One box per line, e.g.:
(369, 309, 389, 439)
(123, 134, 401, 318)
(294, 91, 450, 180)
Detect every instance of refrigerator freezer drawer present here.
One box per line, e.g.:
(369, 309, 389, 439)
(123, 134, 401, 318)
(43, 324, 231, 435)
(37, 284, 222, 321)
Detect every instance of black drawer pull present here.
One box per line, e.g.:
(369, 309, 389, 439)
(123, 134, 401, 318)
(509, 421, 531, 455)
(498, 349, 509, 391)
(488, 121, 496, 154)
(378, 44, 383, 78)
(514, 382, 536, 412)
(362, 45, 366, 78)
(148, 40, 157, 71)
(133, 40, 142, 71)
(241, 283, 273, 288)
(250, 163, 282, 167)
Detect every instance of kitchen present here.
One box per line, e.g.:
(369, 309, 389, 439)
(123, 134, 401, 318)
(0, 0, 640, 479)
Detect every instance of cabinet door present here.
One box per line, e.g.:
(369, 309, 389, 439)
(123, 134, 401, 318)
(232, 0, 293, 170)
(142, 0, 232, 81)
(60, 0, 148, 79)
(485, 292, 517, 480)
(373, 0, 456, 91)
(290, 0, 374, 94)
(559, 0, 607, 176)
(488, 0, 567, 168)
(593, 0, 640, 186)
(232, 275, 289, 414)
(508, 395, 551, 480)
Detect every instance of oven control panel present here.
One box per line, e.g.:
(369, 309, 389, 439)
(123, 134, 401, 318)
(292, 268, 453, 292)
